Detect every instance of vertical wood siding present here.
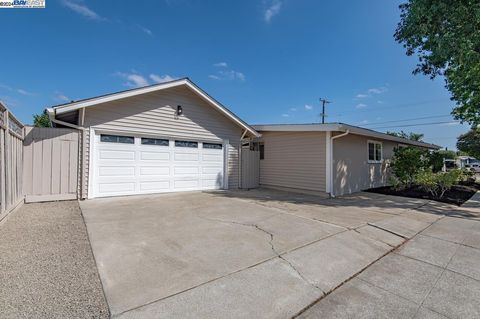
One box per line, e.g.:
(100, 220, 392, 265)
(259, 131, 327, 193)
(81, 86, 243, 198)
(241, 147, 260, 189)
(0, 107, 24, 219)
(23, 127, 79, 202)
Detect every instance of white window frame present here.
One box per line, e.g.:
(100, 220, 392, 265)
(367, 140, 383, 164)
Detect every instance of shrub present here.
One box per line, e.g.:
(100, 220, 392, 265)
(390, 146, 429, 187)
(416, 169, 464, 199)
(415, 170, 440, 197)
(428, 150, 456, 173)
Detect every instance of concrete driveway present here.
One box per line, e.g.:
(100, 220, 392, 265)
(80, 189, 477, 318)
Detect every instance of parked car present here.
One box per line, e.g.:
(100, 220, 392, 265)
(466, 163, 480, 173)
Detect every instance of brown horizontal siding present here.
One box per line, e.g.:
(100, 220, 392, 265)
(259, 131, 326, 192)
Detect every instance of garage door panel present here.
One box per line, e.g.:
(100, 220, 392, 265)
(99, 166, 135, 177)
(203, 179, 222, 187)
(99, 150, 135, 160)
(139, 181, 170, 191)
(139, 166, 170, 176)
(174, 180, 199, 189)
(174, 152, 199, 161)
(98, 182, 136, 194)
(140, 151, 170, 161)
(174, 166, 199, 175)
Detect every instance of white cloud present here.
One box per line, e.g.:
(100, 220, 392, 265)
(138, 25, 153, 36)
(361, 120, 369, 124)
(290, 107, 297, 112)
(17, 89, 34, 96)
(62, 0, 104, 21)
(281, 113, 289, 117)
(213, 62, 228, 68)
(356, 103, 367, 109)
(0, 84, 13, 91)
(54, 93, 71, 103)
(149, 74, 176, 83)
(441, 122, 460, 126)
(367, 87, 388, 95)
(115, 72, 149, 87)
(264, 0, 282, 23)
(356, 94, 368, 98)
(209, 65, 246, 82)
(305, 104, 313, 110)
(377, 100, 384, 104)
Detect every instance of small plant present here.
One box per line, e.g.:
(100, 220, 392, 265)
(416, 169, 464, 199)
(436, 170, 462, 198)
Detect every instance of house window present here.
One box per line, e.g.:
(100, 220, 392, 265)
(368, 141, 383, 163)
(100, 134, 134, 144)
(203, 143, 223, 149)
(259, 144, 265, 160)
(141, 138, 169, 146)
(175, 140, 198, 148)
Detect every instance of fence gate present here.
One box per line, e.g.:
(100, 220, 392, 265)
(240, 142, 260, 189)
(23, 127, 79, 203)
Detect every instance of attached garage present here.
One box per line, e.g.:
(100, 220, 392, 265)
(47, 78, 259, 199)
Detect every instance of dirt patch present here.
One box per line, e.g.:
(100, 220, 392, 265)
(367, 181, 480, 206)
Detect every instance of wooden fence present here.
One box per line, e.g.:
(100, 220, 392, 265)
(23, 127, 79, 203)
(0, 102, 24, 220)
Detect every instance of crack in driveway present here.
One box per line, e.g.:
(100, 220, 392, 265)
(196, 215, 326, 294)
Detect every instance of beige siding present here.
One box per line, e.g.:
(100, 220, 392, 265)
(82, 86, 243, 197)
(332, 133, 397, 195)
(259, 131, 327, 193)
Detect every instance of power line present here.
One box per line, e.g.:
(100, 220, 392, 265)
(360, 114, 452, 126)
(369, 120, 460, 130)
(328, 98, 451, 117)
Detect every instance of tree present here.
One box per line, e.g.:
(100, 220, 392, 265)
(386, 130, 424, 141)
(428, 150, 456, 172)
(394, 0, 480, 126)
(33, 110, 52, 127)
(457, 129, 480, 158)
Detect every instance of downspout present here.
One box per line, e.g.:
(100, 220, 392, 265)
(329, 130, 350, 197)
(239, 129, 248, 189)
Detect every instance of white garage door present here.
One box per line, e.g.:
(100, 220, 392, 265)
(92, 133, 225, 198)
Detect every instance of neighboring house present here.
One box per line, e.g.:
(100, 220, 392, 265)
(47, 78, 440, 199)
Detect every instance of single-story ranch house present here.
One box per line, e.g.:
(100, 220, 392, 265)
(47, 78, 440, 199)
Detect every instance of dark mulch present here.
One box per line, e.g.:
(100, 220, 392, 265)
(367, 181, 480, 206)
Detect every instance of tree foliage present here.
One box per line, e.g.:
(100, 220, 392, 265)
(429, 150, 456, 172)
(390, 146, 429, 186)
(33, 110, 52, 128)
(386, 130, 424, 141)
(394, 0, 480, 126)
(457, 129, 480, 158)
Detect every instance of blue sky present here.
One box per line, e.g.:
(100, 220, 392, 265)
(0, 0, 470, 149)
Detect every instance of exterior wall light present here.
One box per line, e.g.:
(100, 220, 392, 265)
(176, 105, 183, 116)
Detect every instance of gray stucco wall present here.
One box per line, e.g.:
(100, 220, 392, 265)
(332, 133, 398, 195)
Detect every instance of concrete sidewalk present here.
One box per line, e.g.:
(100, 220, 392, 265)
(0, 201, 109, 319)
(298, 197, 480, 319)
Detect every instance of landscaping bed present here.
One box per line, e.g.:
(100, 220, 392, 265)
(367, 180, 480, 206)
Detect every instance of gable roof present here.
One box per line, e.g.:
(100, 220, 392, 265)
(252, 123, 441, 149)
(47, 78, 260, 137)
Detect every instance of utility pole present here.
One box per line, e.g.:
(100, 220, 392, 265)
(319, 98, 331, 124)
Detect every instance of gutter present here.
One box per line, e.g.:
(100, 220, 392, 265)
(327, 130, 350, 197)
(46, 108, 85, 131)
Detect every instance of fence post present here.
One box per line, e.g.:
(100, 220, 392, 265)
(0, 109, 5, 215)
